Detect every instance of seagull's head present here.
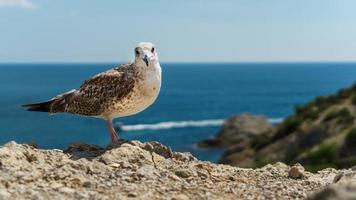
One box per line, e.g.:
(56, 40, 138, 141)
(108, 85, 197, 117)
(134, 42, 158, 67)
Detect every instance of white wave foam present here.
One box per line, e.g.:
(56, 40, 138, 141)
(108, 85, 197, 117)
(119, 119, 224, 131)
(117, 118, 283, 132)
(269, 118, 284, 124)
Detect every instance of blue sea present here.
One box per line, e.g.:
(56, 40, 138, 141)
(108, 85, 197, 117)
(0, 63, 355, 162)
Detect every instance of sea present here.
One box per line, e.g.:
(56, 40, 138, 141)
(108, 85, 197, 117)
(1, 63, 356, 162)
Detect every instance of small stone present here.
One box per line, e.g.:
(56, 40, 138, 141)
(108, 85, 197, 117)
(168, 174, 181, 181)
(197, 170, 209, 179)
(25, 142, 38, 149)
(50, 182, 63, 190)
(143, 141, 173, 158)
(127, 192, 136, 197)
(175, 169, 192, 178)
(289, 165, 305, 179)
(110, 163, 120, 168)
(333, 172, 343, 183)
(172, 194, 190, 200)
(83, 181, 91, 188)
(24, 152, 37, 162)
(0, 188, 11, 199)
(351, 166, 356, 171)
(59, 187, 75, 194)
(173, 152, 196, 162)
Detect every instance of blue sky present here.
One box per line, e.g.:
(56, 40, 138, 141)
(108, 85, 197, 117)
(0, 0, 355, 62)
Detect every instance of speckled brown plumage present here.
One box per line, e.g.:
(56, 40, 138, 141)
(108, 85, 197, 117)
(46, 63, 137, 116)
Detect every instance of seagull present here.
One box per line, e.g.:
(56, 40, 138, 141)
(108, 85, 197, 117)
(23, 42, 161, 143)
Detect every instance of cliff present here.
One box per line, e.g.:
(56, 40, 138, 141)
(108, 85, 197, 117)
(0, 141, 355, 199)
(214, 84, 356, 172)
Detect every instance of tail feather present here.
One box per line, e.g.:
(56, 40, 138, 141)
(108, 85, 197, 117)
(23, 89, 76, 113)
(22, 100, 54, 112)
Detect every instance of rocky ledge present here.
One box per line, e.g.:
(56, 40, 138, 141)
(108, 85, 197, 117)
(0, 141, 355, 200)
(198, 114, 273, 148)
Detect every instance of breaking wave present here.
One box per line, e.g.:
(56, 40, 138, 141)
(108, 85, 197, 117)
(117, 118, 283, 132)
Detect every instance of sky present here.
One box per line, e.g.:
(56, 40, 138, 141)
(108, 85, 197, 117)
(0, 0, 356, 63)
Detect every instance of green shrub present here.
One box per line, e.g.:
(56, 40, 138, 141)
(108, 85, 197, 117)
(305, 163, 339, 173)
(323, 108, 354, 125)
(273, 116, 303, 141)
(294, 102, 315, 115)
(337, 88, 352, 99)
(294, 94, 342, 121)
(324, 94, 339, 106)
(339, 128, 356, 161)
(254, 154, 271, 168)
(299, 84, 356, 118)
(309, 144, 338, 165)
(294, 105, 304, 115)
(251, 134, 273, 150)
(351, 83, 356, 92)
(344, 128, 356, 148)
(302, 108, 320, 120)
(314, 96, 327, 106)
(323, 110, 338, 122)
(352, 95, 356, 106)
(294, 104, 319, 120)
(337, 108, 354, 125)
(305, 143, 339, 172)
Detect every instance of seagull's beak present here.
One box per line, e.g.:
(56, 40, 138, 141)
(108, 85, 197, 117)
(143, 54, 149, 67)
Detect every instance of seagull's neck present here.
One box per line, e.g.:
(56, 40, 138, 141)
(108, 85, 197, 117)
(152, 62, 162, 77)
(134, 61, 161, 76)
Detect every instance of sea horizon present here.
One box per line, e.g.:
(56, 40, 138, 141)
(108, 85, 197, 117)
(1, 61, 356, 65)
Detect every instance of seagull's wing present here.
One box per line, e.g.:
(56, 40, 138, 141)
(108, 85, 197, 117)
(65, 64, 136, 116)
(65, 65, 134, 116)
(23, 64, 136, 117)
(79, 64, 135, 99)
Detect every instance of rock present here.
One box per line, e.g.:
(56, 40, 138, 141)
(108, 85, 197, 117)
(196, 138, 221, 148)
(127, 192, 137, 197)
(289, 164, 305, 179)
(331, 171, 356, 185)
(175, 169, 193, 178)
(65, 143, 105, 160)
(140, 141, 173, 158)
(309, 170, 356, 200)
(198, 113, 273, 148)
(24, 142, 38, 149)
(173, 152, 196, 162)
(24, 151, 38, 162)
(309, 184, 356, 200)
(172, 194, 190, 200)
(0, 140, 351, 199)
(0, 189, 11, 200)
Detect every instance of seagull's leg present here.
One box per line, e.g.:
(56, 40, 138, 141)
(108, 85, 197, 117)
(106, 119, 119, 143)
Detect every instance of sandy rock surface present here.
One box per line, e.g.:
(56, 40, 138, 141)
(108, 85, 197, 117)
(0, 141, 354, 200)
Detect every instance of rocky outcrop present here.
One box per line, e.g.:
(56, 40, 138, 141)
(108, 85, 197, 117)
(198, 114, 273, 148)
(309, 169, 356, 200)
(214, 84, 356, 171)
(0, 141, 355, 199)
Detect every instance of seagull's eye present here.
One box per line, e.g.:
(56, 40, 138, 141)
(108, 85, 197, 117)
(151, 47, 155, 53)
(135, 49, 140, 55)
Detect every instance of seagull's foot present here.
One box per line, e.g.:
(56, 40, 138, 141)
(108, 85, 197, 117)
(110, 133, 120, 143)
(107, 138, 135, 149)
(106, 119, 135, 149)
